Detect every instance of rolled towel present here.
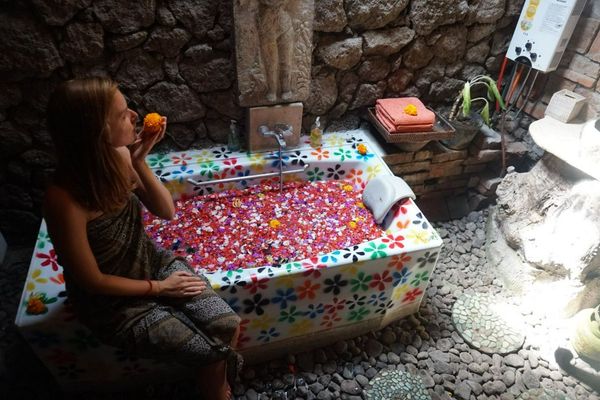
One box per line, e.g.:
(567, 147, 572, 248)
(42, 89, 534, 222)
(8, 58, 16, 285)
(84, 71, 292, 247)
(376, 97, 435, 127)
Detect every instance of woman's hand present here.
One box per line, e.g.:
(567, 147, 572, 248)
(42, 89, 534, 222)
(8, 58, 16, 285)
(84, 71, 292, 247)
(130, 116, 167, 165)
(158, 270, 206, 298)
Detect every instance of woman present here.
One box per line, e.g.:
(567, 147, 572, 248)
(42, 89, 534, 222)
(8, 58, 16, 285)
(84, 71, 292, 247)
(44, 78, 240, 400)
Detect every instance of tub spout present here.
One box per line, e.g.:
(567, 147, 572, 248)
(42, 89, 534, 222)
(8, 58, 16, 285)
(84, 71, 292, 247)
(258, 123, 294, 192)
(258, 124, 293, 149)
(259, 124, 286, 149)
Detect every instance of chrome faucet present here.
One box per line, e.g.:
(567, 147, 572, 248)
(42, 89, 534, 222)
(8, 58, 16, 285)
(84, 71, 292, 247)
(258, 124, 293, 149)
(258, 124, 294, 192)
(188, 123, 308, 193)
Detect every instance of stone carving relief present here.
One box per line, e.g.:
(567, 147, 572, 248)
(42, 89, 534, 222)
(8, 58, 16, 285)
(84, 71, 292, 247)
(234, 0, 314, 107)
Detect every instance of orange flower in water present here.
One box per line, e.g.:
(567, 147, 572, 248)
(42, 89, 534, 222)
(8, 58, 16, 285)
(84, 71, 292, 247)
(357, 143, 368, 155)
(269, 219, 281, 228)
(26, 296, 47, 315)
(342, 184, 354, 192)
(404, 104, 418, 116)
(348, 220, 357, 229)
(143, 113, 163, 134)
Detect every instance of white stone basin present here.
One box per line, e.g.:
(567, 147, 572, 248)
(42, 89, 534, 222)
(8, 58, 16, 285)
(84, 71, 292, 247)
(529, 116, 600, 181)
(581, 118, 600, 166)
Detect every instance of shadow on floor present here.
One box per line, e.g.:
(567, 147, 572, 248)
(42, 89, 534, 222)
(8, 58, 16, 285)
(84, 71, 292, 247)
(555, 347, 600, 394)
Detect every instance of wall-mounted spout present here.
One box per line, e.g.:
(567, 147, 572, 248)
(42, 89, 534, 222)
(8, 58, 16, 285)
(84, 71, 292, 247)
(258, 124, 293, 149)
(246, 103, 303, 152)
(258, 123, 295, 192)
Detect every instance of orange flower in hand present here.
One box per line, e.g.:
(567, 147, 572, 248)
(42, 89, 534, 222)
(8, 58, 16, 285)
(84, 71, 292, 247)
(143, 113, 163, 135)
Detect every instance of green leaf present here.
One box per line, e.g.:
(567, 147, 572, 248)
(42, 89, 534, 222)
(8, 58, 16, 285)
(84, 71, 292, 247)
(462, 81, 471, 117)
(480, 101, 490, 125)
(473, 76, 506, 110)
(488, 80, 506, 110)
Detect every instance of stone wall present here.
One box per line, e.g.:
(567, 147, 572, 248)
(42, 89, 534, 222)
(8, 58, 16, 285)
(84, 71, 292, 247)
(1, 0, 527, 244)
(379, 117, 532, 221)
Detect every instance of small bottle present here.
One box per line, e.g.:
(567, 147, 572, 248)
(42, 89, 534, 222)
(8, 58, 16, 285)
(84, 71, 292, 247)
(227, 120, 241, 152)
(310, 117, 322, 148)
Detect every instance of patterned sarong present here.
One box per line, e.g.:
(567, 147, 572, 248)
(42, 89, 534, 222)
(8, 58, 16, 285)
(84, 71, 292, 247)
(62, 194, 242, 380)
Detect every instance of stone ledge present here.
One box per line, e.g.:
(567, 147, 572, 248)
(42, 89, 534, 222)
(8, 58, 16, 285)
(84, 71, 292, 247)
(382, 152, 414, 165)
(390, 161, 431, 175)
(529, 116, 600, 181)
(430, 141, 468, 163)
(429, 159, 464, 178)
(414, 148, 433, 161)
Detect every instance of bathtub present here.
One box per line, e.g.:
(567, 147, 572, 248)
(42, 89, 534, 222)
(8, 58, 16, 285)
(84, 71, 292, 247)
(15, 130, 442, 389)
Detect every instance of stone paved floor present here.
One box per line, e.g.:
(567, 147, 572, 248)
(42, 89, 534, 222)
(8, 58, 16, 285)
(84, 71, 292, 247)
(1, 208, 600, 399)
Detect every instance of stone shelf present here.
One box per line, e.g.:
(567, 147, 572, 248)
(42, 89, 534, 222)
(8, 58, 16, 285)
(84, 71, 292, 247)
(529, 116, 600, 181)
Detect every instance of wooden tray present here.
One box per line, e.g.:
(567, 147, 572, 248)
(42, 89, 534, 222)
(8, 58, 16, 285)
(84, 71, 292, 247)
(367, 107, 455, 143)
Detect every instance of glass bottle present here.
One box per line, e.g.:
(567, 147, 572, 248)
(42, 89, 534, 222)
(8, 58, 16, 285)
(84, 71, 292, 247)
(310, 116, 322, 149)
(227, 120, 241, 152)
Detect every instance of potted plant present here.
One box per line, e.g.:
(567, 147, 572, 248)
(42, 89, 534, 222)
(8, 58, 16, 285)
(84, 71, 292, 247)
(441, 75, 506, 150)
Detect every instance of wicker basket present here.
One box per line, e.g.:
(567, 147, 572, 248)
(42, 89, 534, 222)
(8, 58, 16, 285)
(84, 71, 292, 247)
(367, 108, 455, 152)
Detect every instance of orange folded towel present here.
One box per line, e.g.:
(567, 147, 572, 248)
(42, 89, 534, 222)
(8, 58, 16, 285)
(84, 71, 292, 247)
(376, 109, 433, 133)
(376, 97, 435, 127)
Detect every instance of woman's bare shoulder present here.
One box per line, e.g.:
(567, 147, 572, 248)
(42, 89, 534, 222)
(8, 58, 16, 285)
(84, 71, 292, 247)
(44, 183, 73, 206)
(44, 184, 93, 222)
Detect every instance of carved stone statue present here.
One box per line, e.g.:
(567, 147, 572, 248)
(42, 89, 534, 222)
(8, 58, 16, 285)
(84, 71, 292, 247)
(234, 0, 313, 107)
(258, 0, 293, 102)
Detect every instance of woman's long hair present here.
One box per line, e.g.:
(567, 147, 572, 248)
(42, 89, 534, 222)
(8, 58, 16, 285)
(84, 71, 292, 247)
(47, 78, 131, 213)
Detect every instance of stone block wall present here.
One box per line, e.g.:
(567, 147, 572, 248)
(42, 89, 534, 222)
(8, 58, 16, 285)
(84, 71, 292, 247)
(376, 118, 531, 220)
(0, 0, 533, 244)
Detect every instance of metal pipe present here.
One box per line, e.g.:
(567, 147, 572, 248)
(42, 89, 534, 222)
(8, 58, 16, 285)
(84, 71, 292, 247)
(515, 70, 540, 118)
(502, 62, 517, 101)
(506, 65, 532, 114)
(495, 57, 509, 112)
(505, 63, 524, 107)
(278, 149, 283, 193)
(187, 164, 310, 187)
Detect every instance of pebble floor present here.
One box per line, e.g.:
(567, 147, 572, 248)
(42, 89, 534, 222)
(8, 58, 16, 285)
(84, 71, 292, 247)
(1, 208, 599, 400)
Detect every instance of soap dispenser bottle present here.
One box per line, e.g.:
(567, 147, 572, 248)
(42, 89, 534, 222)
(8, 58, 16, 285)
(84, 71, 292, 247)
(227, 120, 241, 152)
(310, 117, 322, 149)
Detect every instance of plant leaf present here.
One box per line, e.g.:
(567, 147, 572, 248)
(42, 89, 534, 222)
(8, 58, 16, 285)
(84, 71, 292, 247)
(488, 80, 506, 110)
(478, 76, 506, 110)
(480, 101, 490, 125)
(462, 81, 471, 117)
(487, 84, 494, 100)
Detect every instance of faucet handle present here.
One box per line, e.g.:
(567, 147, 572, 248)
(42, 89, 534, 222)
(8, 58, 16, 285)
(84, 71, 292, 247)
(274, 123, 293, 136)
(258, 125, 271, 136)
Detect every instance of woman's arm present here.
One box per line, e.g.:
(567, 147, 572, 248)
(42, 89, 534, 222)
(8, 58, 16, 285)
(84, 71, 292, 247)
(121, 116, 175, 220)
(43, 185, 203, 297)
(124, 146, 175, 220)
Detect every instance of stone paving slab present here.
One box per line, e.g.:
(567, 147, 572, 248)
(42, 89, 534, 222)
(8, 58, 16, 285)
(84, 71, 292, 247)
(366, 369, 431, 400)
(452, 292, 526, 355)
